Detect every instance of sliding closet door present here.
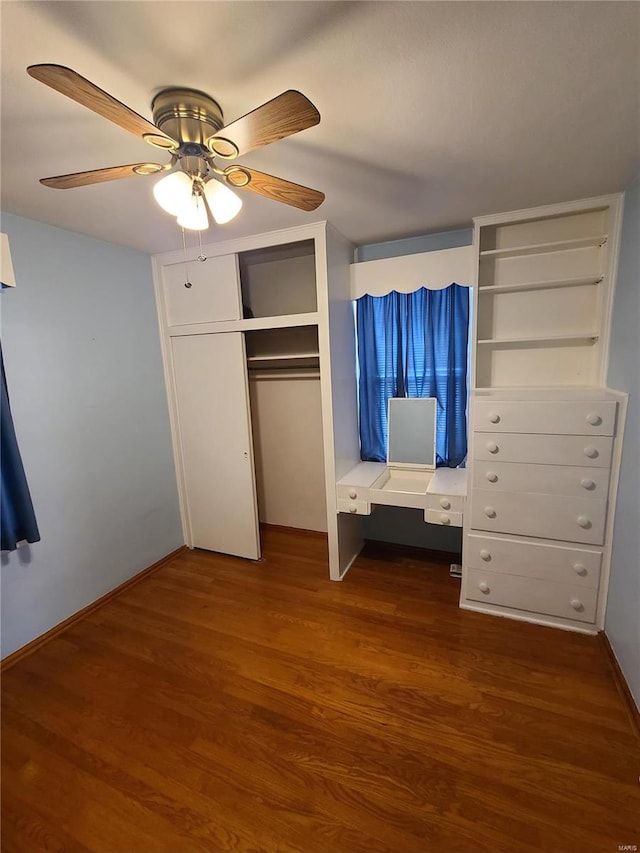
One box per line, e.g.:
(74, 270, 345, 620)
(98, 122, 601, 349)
(171, 332, 261, 560)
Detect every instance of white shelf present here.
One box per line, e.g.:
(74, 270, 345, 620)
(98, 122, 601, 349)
(479, 235, 607, 259)
(247, 352, 319, 363)
(478, 276, 603, 295)
(477, 333, 599, 347)
(168, 312, 319, 337)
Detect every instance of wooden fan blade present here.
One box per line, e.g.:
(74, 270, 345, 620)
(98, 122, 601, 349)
(208, 91, 319, 158)
(40, 163, 168, 189)
(224, 166, 324, 212)
(27, 64, 177, 147)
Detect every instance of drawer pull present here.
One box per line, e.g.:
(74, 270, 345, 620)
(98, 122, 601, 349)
(577, 515, 591, 529)
(439, 514, 451, 525)
(570, 599, 584, 612)
(486, 471, 498, 483)
(488, 412, 501, 424)
(586, 412, 602, 426)
(480, 549, 491, 561)
(439, 498, 451, 509)
(580, 478, 595, 491)
(486, 442, 499, 454)
(348, 489, 358, 500)
(573, 563, 587, 576)
(348, 504, 358, 514)
(478, 581, 490, 593)
(484, 506, 497, 518)
(583, 445, 599, 459)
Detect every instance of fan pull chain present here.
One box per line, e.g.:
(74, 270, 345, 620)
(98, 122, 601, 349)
(181, 228, 192, 288)
(197, 229, 206, 262)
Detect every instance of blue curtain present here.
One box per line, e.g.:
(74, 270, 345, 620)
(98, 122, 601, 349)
(1, 345, 40, 551)
(357, 285, 469, 467)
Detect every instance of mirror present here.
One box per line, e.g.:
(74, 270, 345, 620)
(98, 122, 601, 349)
(387, 397, 437, 470)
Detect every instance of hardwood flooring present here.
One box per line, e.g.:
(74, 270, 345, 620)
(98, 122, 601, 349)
(2, 527, 639, 853)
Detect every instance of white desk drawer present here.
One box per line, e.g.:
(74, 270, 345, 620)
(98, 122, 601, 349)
(425, 493, 465, 513)
(466, 534, 602, 587)
(425, 509, 463, 527)
(473, 462, 610, 498)
(466, 569, 598, 623)
(337, 498, 370, 515)
(470, 489, 607, 545)
(474, 400, 617, 436)
(337, 484, 369, 502)
(473, 433, 613, 468)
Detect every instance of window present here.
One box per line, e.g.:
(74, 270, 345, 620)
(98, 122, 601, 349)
(356, 285, 469, 467)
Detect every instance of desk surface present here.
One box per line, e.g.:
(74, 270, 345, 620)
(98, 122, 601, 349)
(338, 462, 468, 497)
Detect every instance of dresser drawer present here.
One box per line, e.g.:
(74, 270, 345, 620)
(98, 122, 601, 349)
(466, 569, 598, 623)
(425, 509, 463, 528)
(337, 483, 368, 502)
(470, 489, 607, 545)
(466, 534, 601, 587)
(425, 493, 465, 513)
(473, 433, 613, 468)
(472, 461, 610, 499)
(337, 498, 370, 515)
(474, 400, 617, 436)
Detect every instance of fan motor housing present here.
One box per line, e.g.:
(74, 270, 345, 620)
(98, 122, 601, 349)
(152, 88, 224, 147)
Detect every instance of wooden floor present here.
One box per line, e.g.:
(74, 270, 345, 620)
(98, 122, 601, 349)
(2, 528, 639, 853)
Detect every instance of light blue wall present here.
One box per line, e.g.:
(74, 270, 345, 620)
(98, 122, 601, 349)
(0, 213, 182, 658)
(605, 178, 640, 710)
(357, 228, 472, 263)
(355, 227, 473, 552)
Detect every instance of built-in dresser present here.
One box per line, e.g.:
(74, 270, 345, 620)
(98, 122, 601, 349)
(461, 195, 627, 633)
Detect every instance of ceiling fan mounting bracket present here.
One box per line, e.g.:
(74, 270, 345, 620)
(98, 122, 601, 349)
(151, 87, 225, 149)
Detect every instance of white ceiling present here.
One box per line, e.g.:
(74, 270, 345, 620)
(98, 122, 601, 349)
(1, 1, 639, 255)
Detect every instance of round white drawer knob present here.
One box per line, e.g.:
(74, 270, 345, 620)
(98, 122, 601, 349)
(486, 471, 498, 483)
(570, 599, 584, 612)
(348, 489, 357, 500)
(577, 515, 591, 529)
(486, 442, 499, 454)
(439, 497, 451, 509)
(348, 504, 358, 514)
(573, 563, 587, 576)
(586, 412, 602, 426)
(488, 412, 501, 424)
(478, 581, 490, 593)
(583, 446, 598, 459)
(580, 478, 595, 491)
(484, 506, 497, 518)
(480, 549, 491, 561)
(439, 514, 451, 525)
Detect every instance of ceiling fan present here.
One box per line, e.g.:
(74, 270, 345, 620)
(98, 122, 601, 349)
(27, 64, 325, 230)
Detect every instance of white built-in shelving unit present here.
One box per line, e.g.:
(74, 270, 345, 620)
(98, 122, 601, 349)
(473, 200, 621, 390)
(463, 194, 627, 634)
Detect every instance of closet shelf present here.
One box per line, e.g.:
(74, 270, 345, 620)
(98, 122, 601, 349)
(477, 333, 600, 347)
(479, 235, 607, 260)
(168, 312, 319, 337)
(247, 352, 319, 363)
(478, 276, 603, 295)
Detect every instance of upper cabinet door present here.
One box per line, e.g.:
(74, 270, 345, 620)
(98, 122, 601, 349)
(171, 332, 261, 560)
(162, 254, 242, 326)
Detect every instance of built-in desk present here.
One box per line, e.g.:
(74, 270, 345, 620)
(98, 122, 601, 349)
(337, 463, 467, 528)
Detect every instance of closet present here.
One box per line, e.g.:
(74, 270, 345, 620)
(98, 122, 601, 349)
(152, 222, 361, 577)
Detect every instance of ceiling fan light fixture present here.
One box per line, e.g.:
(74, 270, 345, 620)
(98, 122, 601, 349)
(177, 192, 209, 231)
(203, 177, 243, 225)
(153, 171, 193, 216)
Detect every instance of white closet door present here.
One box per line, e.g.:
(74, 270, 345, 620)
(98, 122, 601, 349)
(171, 333, 260, 559)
